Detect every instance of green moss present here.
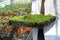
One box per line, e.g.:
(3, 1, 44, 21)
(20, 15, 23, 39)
(10, 14, 56, 24)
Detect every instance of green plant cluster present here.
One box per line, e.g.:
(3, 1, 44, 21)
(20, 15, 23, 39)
(10, 16, 25, 21)
(10, 14, 56, 24)
(0, 5, 15, 14)
(0, 2, 32, 14)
